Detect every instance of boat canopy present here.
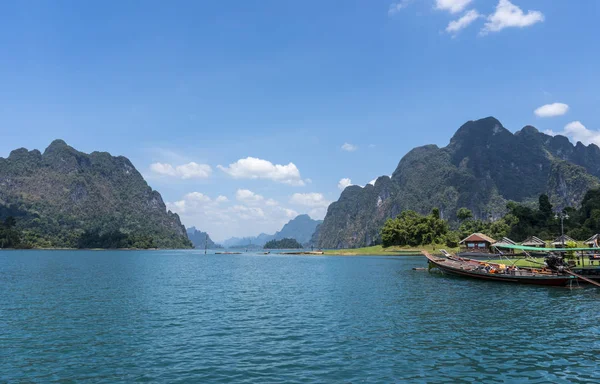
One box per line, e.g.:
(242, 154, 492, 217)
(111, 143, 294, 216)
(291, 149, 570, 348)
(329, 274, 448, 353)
(495, 243, 600, 252)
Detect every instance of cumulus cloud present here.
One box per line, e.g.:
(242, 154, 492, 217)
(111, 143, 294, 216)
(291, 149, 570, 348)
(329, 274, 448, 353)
(167, 191, 302, 241)
(150, 162, 212, 179)
(215, 195, 229, 203)
(482, 0, 544, 34)
(235, 189, 264, 204)
(388, 0, 413, 15)
(289, 193, 332, 208)
(446, 9, 481, 34)
(338, 178, 353, 190)
(435, 0, 473, 14)
(368, 178, 378, 186)
(341, 143, 358, 152)
(534, 103, 569, 118)
(545, 121, 600, 147)
(218, 157, 304, 186)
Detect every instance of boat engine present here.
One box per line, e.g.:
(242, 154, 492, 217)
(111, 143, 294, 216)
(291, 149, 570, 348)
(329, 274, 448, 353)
(544, 254, 567, 272)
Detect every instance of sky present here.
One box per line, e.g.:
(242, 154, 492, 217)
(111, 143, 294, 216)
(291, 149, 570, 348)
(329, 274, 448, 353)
(1, 0, 599, 241)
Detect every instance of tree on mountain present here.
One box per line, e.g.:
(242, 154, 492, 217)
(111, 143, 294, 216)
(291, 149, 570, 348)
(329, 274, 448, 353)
(456, 208, 473, 222)
(382, 208, 452, 247)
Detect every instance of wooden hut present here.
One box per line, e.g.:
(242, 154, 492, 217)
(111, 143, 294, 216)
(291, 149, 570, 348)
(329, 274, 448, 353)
(521, 236, 546, 248)
(552, 234, 575, 248)
(459, 233, 496, 253)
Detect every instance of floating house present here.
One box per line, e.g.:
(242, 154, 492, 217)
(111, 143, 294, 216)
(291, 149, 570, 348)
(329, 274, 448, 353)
(459, 233, 496, 253)
(552, 234, 575, 248)
(521, 236, 546, 248)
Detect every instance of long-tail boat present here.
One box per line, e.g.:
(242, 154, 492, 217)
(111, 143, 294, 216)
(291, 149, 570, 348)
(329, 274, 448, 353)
(423, 250, 576, 286)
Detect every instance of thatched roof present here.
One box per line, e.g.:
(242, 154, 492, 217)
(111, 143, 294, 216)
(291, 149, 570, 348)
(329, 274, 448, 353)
(460, 233, 496, 244)
(492, 237, 517, 247)
(521, 236, 546, 246)
(584, 234, 600, 245)
(552, 234, 575, 245)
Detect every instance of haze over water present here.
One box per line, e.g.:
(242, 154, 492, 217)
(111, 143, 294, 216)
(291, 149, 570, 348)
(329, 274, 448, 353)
(1, 250, 599, 383)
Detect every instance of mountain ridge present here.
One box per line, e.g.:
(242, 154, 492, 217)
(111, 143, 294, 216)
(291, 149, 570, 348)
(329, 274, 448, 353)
(0, 140, 191, 248)
(316, 117, 600, 249)
(222, 214, 322, 248)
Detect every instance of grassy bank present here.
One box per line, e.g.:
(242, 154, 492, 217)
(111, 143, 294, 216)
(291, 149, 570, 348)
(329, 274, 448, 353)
(323, 244, 459, 256)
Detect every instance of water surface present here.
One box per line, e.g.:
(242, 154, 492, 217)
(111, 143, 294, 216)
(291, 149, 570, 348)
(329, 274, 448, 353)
(1, 250, 599, 383)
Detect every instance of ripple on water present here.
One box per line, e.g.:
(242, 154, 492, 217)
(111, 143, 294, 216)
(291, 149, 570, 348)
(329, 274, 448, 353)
(1, 251, 599, 383)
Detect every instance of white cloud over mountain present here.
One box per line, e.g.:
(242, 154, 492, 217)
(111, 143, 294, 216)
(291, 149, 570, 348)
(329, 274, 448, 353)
(338, 178, 353, 190)
(218, 157, 305, 186)
(150, 162, 212, 179)
(534, 103, 569, 118)
(545, 121, 600, 147)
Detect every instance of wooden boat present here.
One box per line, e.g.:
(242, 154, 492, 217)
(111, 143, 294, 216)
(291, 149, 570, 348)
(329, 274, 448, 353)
(423, 251, 576, 286)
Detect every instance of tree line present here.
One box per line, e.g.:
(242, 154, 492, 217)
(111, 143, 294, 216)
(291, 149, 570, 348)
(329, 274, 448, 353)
(382, 188, 600, 248)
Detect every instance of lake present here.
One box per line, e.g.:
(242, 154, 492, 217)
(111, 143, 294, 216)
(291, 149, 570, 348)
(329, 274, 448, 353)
(1, 250, 599, 383)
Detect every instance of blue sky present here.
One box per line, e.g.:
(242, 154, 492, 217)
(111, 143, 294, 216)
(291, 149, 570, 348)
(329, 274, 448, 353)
(1, 0, 599, 240)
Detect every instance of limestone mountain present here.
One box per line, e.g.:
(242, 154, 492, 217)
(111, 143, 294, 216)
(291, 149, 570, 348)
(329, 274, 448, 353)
(186, 227, 221, 249)
(317, 117, 600, 249)
(0, 140, 191, 248)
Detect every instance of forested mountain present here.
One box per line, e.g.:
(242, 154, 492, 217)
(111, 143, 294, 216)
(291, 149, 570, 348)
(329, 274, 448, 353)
(222, 214, 322, 248)
(186, 227, 221, 249)
(317, 117, 600, 248)
(0, 140, 191, 248)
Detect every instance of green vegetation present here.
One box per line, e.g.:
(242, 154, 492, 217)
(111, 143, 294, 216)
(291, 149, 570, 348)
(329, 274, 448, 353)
(382, 208, 453, 247)
(264, 238, 303, 249)
(0, 140, 192, 249)
(323, 244, 459, 256)
(379, 188, 600, 251)
(0, 216, 25, 248)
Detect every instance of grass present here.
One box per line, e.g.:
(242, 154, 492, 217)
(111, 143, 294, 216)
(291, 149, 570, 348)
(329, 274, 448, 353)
(322, 244, 459, 256)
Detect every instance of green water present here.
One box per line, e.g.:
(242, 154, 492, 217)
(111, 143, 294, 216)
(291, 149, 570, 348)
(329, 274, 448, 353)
(1, 250, 599, 383)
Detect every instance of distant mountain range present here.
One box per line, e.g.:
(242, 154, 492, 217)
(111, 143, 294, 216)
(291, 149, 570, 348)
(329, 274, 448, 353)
(222, 214, 322, 248)
(0, 140, 191, 248)
(316, 117, 600, 249)
(186, 227, 222, 249)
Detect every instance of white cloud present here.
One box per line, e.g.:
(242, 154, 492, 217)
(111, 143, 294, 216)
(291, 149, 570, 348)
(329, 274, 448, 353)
(235, 189, 264, 204)
(338, 178, 353, 190)
(388, 0, 412, 15)
(435, 0, 472, 14)
(290, 193, 332, 208)
(482, 0, 544, 34)
(446, 10, 481, 34)
(217, 157, 305, 186)
(167, 191, 303, 241)
(265, 198, 279, 206)
(215, 195, 229, 203)
(341, 143, 358, 152)
(185, 192, 211, 203)
(545, 121, 600, 147)
(368, 178, 378, 186)
(534, 103, 569, 118)
(150, 162, 212, 179)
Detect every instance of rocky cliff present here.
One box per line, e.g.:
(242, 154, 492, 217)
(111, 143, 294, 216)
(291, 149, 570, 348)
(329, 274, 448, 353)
(0, 140, 191, 248)
(317, 117, 600, 248)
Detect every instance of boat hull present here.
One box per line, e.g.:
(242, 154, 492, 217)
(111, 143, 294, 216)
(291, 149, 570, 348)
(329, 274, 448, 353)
(425, 252, 574, 287)
(435, 262, 573, 286)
